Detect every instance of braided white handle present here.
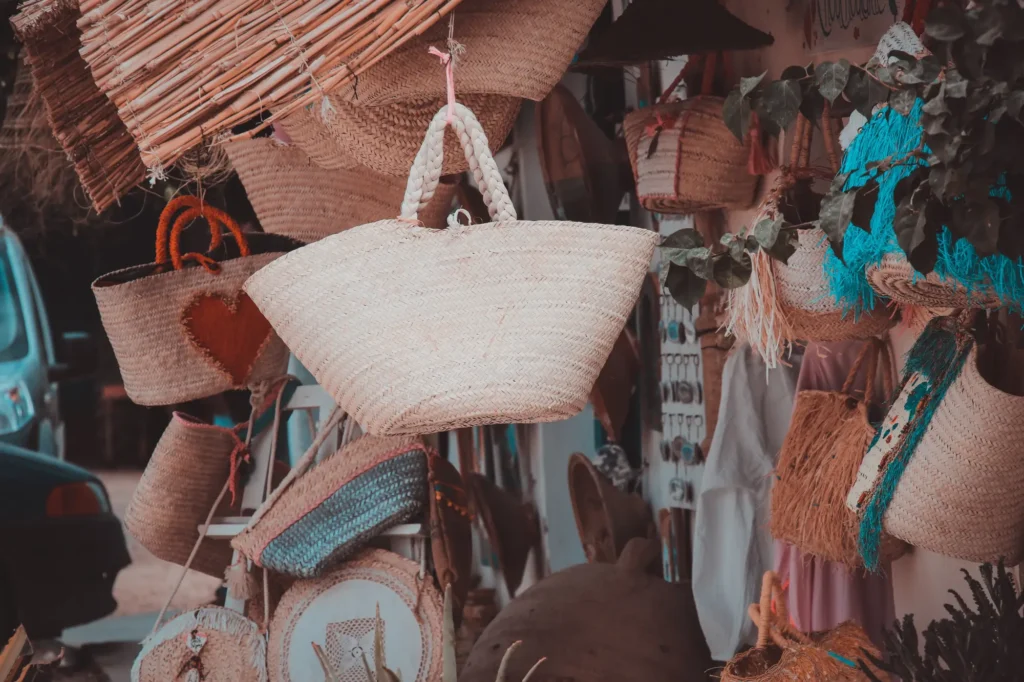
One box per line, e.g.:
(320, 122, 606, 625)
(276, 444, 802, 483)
(400, 103, 518, 224)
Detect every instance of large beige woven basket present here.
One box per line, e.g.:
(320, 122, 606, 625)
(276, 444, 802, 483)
(881, 346, 1024, 563)
(92, 202, 296, 406)
(124, 413, 242, 577)
(866, 253, 1003, 309)
(624, 96, 757, 214)
(245, 102, 658, 435)
(226, 138, 457, 242)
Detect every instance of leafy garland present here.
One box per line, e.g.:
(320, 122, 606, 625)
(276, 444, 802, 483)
(661, 0, 1024, 308)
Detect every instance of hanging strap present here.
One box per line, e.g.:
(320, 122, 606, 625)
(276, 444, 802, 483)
(840, 339, 885, 403)
(749, 571, 810, 650)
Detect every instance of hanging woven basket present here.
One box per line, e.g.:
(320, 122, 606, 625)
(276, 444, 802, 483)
(866, 253, 1004, 309)
(92, 198, 298, 406)
(244, 102, 657, 435)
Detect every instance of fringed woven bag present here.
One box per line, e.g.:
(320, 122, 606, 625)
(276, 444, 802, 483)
(771, 340, 909, 567)
(132, 607, 267, 682)
(232, 434, 430, 579)
(728, 115, 894, 368)
(244, 102, 658, 435)
(92, 197, 298, 406)
(721, 572, 881, 682)
(849, 316, 1024, 567)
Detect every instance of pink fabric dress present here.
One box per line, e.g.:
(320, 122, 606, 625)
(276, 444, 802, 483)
(773, 339, 896, 648)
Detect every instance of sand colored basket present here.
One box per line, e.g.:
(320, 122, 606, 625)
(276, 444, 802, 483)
(124, 413, 245, 578)
(330, 0, 607, 106)
(281, 94, 521, 177)
(132, 607, 267, 682)
(771, 341, 908, 567)
(226, 137, 457, 242)
(11, 0, 145, 212)
(866, 253, 1003, 310)
(245, 102, 658, 435)
(721, 572, 880, 682)
(93, 199, 298, 406)
(268, 549, 444, 682)
(233, 435, 429, 579)
(624, 96, 757, 214)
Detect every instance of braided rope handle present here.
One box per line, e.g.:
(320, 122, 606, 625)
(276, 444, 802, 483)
(400, 103, 517, 225)
(749, 571, 810, 650)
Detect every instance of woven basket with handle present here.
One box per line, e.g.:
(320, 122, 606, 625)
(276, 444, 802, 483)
(244, 102, 658, 435)
(92, 197, 297, 405)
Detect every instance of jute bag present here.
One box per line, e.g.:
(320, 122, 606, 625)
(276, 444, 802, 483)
(132, 607, 267, 682)
(849, 316, 1024, 567)
(721, 572, 880, 682)
(93, 196, 297, 405)
(728, 115, 894, 368)
(245, 102, 658, 435)
(771, 340, 909, 567)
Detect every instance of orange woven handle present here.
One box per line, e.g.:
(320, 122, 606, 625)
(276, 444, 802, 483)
(157, 197, 250, 271)
(155, 196, 222, 264)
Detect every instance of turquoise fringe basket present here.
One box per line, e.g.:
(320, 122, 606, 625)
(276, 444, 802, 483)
(824, 100, 1024, 312)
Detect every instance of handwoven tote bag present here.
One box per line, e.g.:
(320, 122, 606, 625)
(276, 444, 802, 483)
(131, 607, 267, 682)
(232, 434, 429, 578)
(849, 316, 1024, 566)
(245, 102, 658, 435)
(721, 572, 881, 682)
(93, 196, 298, 405)
(770, 340, 909, 567)
(268, 549, 444, 682)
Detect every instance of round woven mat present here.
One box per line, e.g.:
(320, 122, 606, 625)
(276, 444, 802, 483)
(268, 549, 443, 682)
(867, 254, 1002, 309)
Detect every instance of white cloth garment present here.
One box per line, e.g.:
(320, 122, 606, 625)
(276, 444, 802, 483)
(692, 345, 799, 661)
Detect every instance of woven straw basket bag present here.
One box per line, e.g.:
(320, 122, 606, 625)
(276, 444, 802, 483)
(623, 96, 758, 214)
(132, 607, 267, 682)
(226, 137, 458, 242)
(268, 549, 444, 682)
(245, 102, 658, 435)
(866, 253, 1004, 309)
(721, 572, 881, 682)
(771, 340, 908, 567)
(232, 434, 429, 579)
(92, 198, 297, 405)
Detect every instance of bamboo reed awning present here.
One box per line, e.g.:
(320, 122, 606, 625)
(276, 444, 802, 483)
(76, 0, 465, 174)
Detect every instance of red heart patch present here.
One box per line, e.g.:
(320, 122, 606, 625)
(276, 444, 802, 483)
(181, 292, 273, 386)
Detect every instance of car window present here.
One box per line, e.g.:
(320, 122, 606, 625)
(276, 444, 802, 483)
(0, 241, 29, 363)
(24, 254, 54, 365)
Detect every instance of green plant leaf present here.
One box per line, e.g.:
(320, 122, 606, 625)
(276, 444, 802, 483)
(760, 79, 802, 132)
(963, 199, 1002, 257)
(799, 87, 825, 127)
(925, 3, 967, 41)
(818, 174, 855, 259)
(722, 89, 750, 141)
(815, 59, 851, 103)
(851, 177, 879, 233)
(660, 228, 704, 264)
(720, 232, 746, 261)
(712, 252, 753, 289)
(752, 217, 785, 248)
(740, 71, 767, 97)
(889, 87, 919, 115)
(764, 229, 799, 265)
(893, 188, 940, 274)
(781, 65, 808, 80)
(665, 261, 706, 311)
(944, 70, 968, 98)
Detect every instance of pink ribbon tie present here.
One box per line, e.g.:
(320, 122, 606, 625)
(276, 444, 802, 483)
(428, 46, 456, 124)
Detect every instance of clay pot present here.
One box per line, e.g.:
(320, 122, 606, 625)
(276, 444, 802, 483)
(568, 453, 653, 564)
(461, 538, 713, 682)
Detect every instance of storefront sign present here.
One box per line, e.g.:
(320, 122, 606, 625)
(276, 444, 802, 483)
(804, 0, 906, 54)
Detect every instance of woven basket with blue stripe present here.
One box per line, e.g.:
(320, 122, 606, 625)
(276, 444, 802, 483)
(232, 434, 429, 579)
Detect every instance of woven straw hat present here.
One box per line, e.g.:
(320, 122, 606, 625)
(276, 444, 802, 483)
(132, 607, 267, 682)
(330, 0, 607, 106)
(268, 549, 444, 682)
(624, 96, 758, 214)
(232, 435, 429, 579)
(124, 413, 243, 578)
(245, 102, 657, 435)
(226, 137, 458, 242)
(866, 253, 1003, 309)
(281, 94, 521, 177)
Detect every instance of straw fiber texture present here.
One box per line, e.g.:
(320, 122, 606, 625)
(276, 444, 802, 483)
(226, 137, 457, 242)
(624, 97, 757, 214)
(331, 0, 607, 105)
(867, 253, 1003, 309)
(883, 347, 1024, 563)
(245, 103, 658, 435)
(268, 549, 444, 682)
(279, 94, 521, 176)
(124, 413, 241, 577)
(132, 607, 267, 682)
(93, 236, 293, 406)
(276, 107, 358, 171)
(233, 435, 428, 578)
(11, 0, 145, 212)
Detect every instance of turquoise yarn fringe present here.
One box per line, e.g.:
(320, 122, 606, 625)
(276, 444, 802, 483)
(857, 320, 972, 571)
(823, 100, 1024, 312)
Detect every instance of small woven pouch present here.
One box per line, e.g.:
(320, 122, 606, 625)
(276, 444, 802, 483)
(233, 434, 430, 579)
(92, 196, 300, 405)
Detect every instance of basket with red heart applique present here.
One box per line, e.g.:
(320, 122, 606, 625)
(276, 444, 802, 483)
(92, 196, 301, 406)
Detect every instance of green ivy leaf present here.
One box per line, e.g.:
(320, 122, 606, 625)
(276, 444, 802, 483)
(720, 232, 746, 262)
(664, 261, 706, 311)
(851, 177, 880, 233)
(963, 200, 1002, 257)
(944, 70, 968, 98)
(712, 252, 753, 289)
(752, 217, 785, 249)
(818, 173, 855, 260)
(780, 65, 808, 80)
(740, 71, 768, 97)
(799, 87, 825, 127)
(893, 191, 940, 274)
(889, 88, 918, 115)
(925, 4, 968, 41)
(815, 59, 852, 103)
(722, 90, 751, 141)
(764, 229, 799, 265)
(760, 79, 802, 132)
